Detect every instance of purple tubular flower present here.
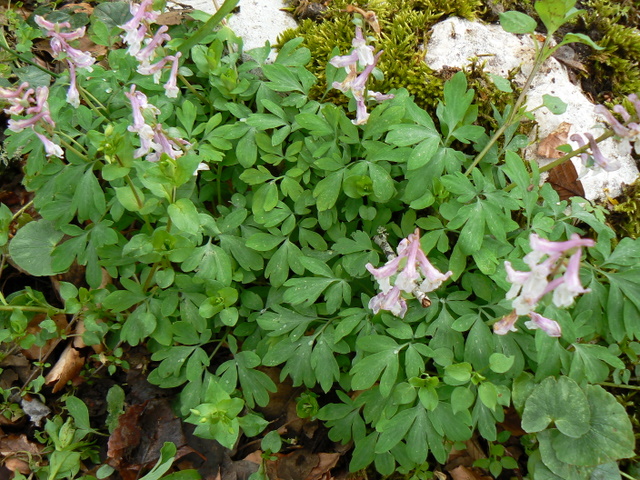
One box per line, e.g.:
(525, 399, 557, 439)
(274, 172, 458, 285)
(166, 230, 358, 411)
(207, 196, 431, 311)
(0, 83, 34, 116)
(551, 249, 591, 307)
(66, 63, 80, 108)
(366, 228, 451, 318)
(138, 55, 172, 83)
(569, 133, 591, 164)
(163, 53, 182, 98)
(369, 286, 407, 318)
(493, 310, 519, 335)
(525, 312, 562, 337)
(595, 104, 629, 137)
(121, 0, 159, 34)
(501, 233, 594, 337)
(135, 25, 170, 64)
(329, 29, 393, 125)
(584, 132, 621, 171)
(34, 132, 64, 158)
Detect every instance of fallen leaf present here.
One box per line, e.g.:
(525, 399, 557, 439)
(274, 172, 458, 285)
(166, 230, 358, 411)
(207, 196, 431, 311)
(537, 122, 572, 159)
(44, 342, 84, 393)
(449, 465, 492, 480)
(107, 403, 145, 466)
(22, 313, 68, 361)
(548, 160, 585, 200)
(537, 122, 585, 200)
(308, 452, 340, 480)
(157, 11, 187, 25)
(0, 433, 44, 474)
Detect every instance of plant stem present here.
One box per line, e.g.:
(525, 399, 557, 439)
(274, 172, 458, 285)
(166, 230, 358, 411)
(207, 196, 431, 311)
(598, 381, 640, 391)
(465, 36, 553, 176)
(538, 129, 615, 173)
(59, 139, 88, 161)
(179, 73, 210, 106)
(0, 40, 59, 79)
(0, 305, 63, 313)
(177, 0, 240, 56)
(10, 199, 34, 223)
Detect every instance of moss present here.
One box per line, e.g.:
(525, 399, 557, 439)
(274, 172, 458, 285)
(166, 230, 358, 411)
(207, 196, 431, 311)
(609, 179, 640, 239)
(581, 0, 640, 100)
(276, 0, 485, 114)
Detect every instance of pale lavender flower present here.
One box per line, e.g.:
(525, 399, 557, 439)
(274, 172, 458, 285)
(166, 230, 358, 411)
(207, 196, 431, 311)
(135, 25, 170, 66)
(329, 26, 374, 68)
(121, 0, 159, 56)
(163, 53, 182, 98)
(34, 132, 64, 158)
(369, 286, 407, 318)
(584, 132, 621, 171)
(34, 15, 94, 108)
(594, 94, 640, 156)
(0, 82, 34, 115)
(493, 310, 519, 335)
(5, 86, 63, 157)
(329, 29, 393, 125)
(497, 233, 594, 337)
(366, 228, 452, 318)
(66, 63, 80, 108)
(524, 312, 562, 337)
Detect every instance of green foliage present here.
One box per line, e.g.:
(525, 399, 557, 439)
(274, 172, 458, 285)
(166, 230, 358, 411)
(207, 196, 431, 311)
(1, 0, 639, 478)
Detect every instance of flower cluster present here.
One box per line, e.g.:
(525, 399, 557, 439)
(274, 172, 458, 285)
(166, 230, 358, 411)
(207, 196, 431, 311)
(594, 94, 640, 156)
(494, 233, 594, 337)
(329, 26, 393, 125)
(34, 16, 95, 108)
(1, 84, 62, 157)
(126, 85, 189, 161)
(366, 228, 452, 318)
(120, 0, 181, 98)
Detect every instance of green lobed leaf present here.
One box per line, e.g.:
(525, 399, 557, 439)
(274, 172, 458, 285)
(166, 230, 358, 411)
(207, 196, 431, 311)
(9, 220, 65, 276)
(521, 376, 590, 438)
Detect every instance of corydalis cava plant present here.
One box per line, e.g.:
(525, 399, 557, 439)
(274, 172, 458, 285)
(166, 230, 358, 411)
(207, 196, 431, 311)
(494, 233, 594, 337)
(366, 228, 452, 318)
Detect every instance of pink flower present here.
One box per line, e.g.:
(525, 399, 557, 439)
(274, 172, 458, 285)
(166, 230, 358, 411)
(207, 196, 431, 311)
(498, 233, 594, 337)
(366, 228, 452, 318)
(493, 310, 519, 335)
(163, 53, 182, 98)
(34, 132, 64, 158)
(329, 28, 393, 125)
(135, 25, 170, 65)
(120, 0, 159, 55)
(329, 27, 374, 68)
(34, 15, 94, 108)
(0, 82, 34, 115)
(524, 312, 562, 337)
(369, 286, 407, 318)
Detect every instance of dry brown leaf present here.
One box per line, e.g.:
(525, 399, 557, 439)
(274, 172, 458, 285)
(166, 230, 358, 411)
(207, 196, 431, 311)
(537, 122, 572, 159)
(548, 160, 585, 200)
(537, 122, 585, 200)
(107, 404, 145, 465)
(22, 313, 68, 361)
(0, 433, 44, 473)
(307, 452, 340, 480)
(61, 3, 94, 15)
(449, 465, 492, 480)
(157, 11, 187, 25)
(44, 343, 84, 393)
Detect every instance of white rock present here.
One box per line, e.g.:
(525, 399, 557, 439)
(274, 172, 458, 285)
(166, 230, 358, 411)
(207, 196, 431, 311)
(184, 0, 298, 52)
(425, 17, 639, 201)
